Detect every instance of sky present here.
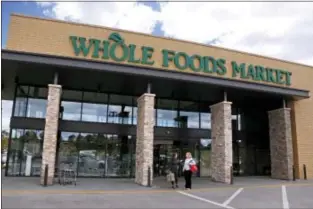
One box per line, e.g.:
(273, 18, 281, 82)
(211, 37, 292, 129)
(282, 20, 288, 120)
(1, 1, 313, 131)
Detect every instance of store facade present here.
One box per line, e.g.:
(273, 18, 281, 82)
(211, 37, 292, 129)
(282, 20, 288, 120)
(2, 14, 313, 185)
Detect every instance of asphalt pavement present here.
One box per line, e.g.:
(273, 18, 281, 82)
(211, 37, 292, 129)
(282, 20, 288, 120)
(2, 176, 313, 208)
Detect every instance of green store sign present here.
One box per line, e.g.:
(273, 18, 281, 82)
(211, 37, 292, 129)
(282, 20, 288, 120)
(70, 32, 292, 86)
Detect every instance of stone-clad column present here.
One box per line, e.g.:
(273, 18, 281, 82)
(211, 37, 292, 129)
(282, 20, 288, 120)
(135, 93, 155, 186)
(40, 84, 62, 185)
(268, 108, 293, 180)
(210, 101, 233, 184)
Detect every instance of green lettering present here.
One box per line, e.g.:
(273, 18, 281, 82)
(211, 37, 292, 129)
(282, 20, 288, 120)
(216, 58, 227, 75)
(265, 68, 276, 83)
(70, 36, 93, 57)
(174, 52, 189, 70)
(109, 43, 128, 62)
(231, 61, 247, 78)
(255, 66, 265, 81)
(285, 71, 292, 86)
(141, 46, 154, 65)
(162, 49, 175, 67)
(276, 70, 285, 85)
(127, 44, 140, 64)
(203, 56, 216, 74)
(102, 40, 110, 60)
(189, 54, 203, 72)
(91, 39, 101, 58)
(247, 64, 256, 80)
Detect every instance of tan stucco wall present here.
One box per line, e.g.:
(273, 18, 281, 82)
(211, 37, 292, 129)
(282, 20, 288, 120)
(6, 14, 313, 178)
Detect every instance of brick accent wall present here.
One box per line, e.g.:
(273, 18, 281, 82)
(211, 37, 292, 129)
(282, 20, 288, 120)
(268, 108, 293, 180)
(210, 101, 233, 184)
(135, 93, 155, 186)
(40, 84, 62, 185)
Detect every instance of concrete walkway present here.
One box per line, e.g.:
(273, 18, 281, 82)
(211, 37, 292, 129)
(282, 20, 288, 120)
(2, 176, 313, 209)
(2, 175, 312, 193)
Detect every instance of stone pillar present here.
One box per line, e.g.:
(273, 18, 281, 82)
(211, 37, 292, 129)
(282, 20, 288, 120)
(210, 101, 233, 184)
(268, 108, 293, 180)
(40, 84, 62, 185)
(135, 93, 155, 186)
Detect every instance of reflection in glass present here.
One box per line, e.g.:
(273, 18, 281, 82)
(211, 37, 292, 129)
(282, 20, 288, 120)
(14, 97, 27, 117)
(200, 113, 211, 129)
(179, 101, 199, 128)
(199, 103, 211, 129)
(62, 101, 82, 121)
(133, 107, 138, 125)
(7, 129, 43, 176)
(108, 95, 133, 125)
(156, 99, 178, 127)
(13, 86, 48, 118)
(58, 132, 134, 177)
(82, 103, 108, 122)
(27, 99, 47, 118)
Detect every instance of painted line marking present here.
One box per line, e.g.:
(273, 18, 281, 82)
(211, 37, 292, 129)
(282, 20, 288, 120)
(2, 182, 313, 195)
(282, 185, 290, 209)
(177, 191, 236, 209)
(222, 187, 243, 206)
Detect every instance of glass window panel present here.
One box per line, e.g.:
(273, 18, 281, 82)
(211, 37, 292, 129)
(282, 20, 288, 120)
(83, 91, 108, 104)
(16, 86, 29, 97)
(62, 101, 82, 121)
(199, 103, 211, 129)
(58, 132, 79, 172)
(200, 113, 211, 129)
(179, 101, 199, 128)
(62, 90, 82, 102)
(28, 87, 48, 99)
(14, 97, 27, 117)
(132, 107, 137, 125)
(108, 95, 133, 125)
(82, 103, 108, 123)
(7, 129, 43, 176)
(27, 98, 47, 118)
(156, 99, 178, 127)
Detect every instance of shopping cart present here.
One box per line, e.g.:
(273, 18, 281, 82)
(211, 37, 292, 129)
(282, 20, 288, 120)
(58, 162, 77, 186)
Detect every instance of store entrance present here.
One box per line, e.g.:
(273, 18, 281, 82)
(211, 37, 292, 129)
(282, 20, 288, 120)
(153, 139, 212, 177)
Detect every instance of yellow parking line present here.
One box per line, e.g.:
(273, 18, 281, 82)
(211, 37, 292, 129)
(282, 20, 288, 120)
(2, 182, 313, 195)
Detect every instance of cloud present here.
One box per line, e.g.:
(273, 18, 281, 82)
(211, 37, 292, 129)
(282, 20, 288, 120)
(37, 1, 160, 34)
(36, 1, 313, 66)
(158, 2, 313, 65)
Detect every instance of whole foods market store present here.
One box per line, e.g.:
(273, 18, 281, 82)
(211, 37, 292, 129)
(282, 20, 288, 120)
(2, 14, 312, 186)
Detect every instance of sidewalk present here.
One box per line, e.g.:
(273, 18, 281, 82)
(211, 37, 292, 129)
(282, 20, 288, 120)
(3, 174, 312, 192)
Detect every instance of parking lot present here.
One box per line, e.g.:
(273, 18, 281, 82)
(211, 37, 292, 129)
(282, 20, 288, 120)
(2, 176, 313, 208)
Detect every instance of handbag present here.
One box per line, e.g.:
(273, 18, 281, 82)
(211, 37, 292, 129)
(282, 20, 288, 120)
(190, 164, 198, 173)
(166, 172, 175, 182)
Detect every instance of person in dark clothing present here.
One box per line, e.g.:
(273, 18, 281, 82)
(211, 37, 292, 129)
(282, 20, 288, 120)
(170, 152, 179, 189)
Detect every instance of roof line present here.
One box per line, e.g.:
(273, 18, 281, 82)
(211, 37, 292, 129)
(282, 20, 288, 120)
(10, 13, 313, 69)
(2, 49, 310, 99)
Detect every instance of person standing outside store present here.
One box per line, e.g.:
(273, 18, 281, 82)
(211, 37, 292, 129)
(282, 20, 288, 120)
(170, 152, 179, 189)
(183, 152, 196, 190)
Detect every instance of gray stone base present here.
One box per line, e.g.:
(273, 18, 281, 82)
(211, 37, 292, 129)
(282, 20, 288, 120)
(135, 93, 155, 186)
(268, 108, 293, 180)
(210, 101, 233, 184)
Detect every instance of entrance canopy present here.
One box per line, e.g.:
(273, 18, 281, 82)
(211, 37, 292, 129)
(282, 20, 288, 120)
(2, 50, 310, 103)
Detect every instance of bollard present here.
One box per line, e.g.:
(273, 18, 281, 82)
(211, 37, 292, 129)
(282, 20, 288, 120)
(147, 166, 151, 187)
(303, 164, 307, 180)
(43, 164, 48, 187)
(292, 165, 296, 181)
(230, 166, 233, 185)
